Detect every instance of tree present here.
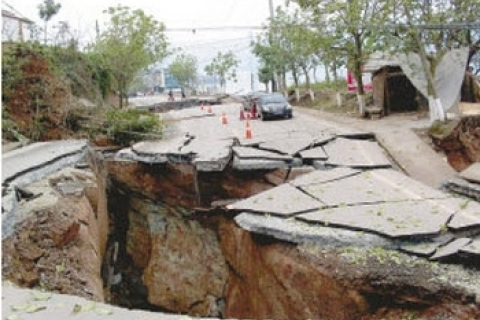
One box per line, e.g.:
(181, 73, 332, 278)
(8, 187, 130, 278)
(204, 51, 239, 92)
(168, 53, 198, 91)
(293, 0, 393, 114)
(258, 64, 273, 92)
(92, 6, 169, 108)
(38, 0, 61, 44)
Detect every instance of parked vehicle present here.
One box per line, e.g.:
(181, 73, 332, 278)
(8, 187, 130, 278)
(256, 93, 293, 120)
(242, 91, 267, 111)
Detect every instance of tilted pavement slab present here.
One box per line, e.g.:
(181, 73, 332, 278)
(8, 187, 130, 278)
(441, 197, 480, 230)
(374, 127, 456, 189)
(234, 212, 394, 248)
(300, 169, 450, 207)
(323, 137, 392, 169)
(296, 200, 454, 238)
(2, 140, 88, 187)
(430, 238, 473, 260)
(227, 183, 324, 216)
(299, 146, 329, 161)
(460, 237, 480, 255)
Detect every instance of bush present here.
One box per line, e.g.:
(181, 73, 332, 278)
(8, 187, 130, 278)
(105, 109, 163, 146)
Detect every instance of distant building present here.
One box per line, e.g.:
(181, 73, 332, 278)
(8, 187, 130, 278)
(163, 68, 181, 90)
(2, 9, 33, 42)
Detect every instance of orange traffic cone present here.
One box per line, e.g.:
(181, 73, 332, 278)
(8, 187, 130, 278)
(245, 120, 252, 139)
(221, 112, 228, 125)
(239, 109, 245, 120)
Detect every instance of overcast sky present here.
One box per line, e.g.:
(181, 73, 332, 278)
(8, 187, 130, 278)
(6, 0, 287, 92)
(6, 0, 284, 47)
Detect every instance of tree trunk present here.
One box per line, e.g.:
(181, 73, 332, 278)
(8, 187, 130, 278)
(324, 64, 330, 83)
(353, 32, 365, 96)
(332, 58, 338, 82)
(301, 64, 311, 91)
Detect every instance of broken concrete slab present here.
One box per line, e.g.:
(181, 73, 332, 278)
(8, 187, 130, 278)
(443, 197, 480, 230)
(297, 200, 454, 238)
(234, 212, 394, 248)
(400, 241, 445, 257)
(430, 238, 472, 260)
(264, 167, 316, 186)
(301, 170, 450, 207)
(116, 148, 169, 163)
(290, 167, 361, 187)
(323, 137, 391, 168)
(299, 146, 328, 161)
(183, 138, 234, 172)
(232, 157, 302, 171)
(131, 136, 191, 157)
(232, 146, 293, 160)
(227, 184, 324, 216)
(460, 237, 480, 255)
(258, 138, 315, 155)
(442, 177, 480, 202)
(2, 140, 88, 188)
(459, 162, 480, 183)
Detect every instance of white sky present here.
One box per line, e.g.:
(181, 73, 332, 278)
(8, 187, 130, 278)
(6, 0, 286, 92)
(6, 0, 283, 47)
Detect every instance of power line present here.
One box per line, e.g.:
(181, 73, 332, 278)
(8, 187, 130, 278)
(164, 21, 480, 33)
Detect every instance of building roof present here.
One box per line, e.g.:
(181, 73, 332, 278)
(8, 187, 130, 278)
(2, 9, 33, 24)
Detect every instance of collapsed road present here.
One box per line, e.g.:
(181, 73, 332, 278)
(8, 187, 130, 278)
(2, 102, 480, 320)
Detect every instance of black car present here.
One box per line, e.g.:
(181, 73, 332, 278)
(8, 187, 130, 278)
(256, 93, 293, 120)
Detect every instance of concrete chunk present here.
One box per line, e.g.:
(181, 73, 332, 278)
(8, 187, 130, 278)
(299, 146, 329, 161)
(227, 184, 324, 216)
(445, 198, 480, 230)
(430, 238, 472, 260)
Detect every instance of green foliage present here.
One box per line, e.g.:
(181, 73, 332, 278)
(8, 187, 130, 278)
(38, 0, 62, 43)
(1, 45, 26, 103)
(92, 5, 169, 108)
(168, 53, 197, 89)
(204, 51, 239, 91)
(104, 109, 163, 146)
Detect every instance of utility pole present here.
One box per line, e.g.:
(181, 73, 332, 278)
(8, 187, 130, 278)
(269, 0, 277, 92)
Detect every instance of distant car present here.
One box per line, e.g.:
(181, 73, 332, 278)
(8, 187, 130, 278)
(256, 93, 293, 120)
(242, 91, 267, 111)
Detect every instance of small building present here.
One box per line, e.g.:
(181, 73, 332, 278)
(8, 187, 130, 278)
(2, 9, 33, 43)
(363, 53, 425, 116)
(364, 49, 471, 119)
